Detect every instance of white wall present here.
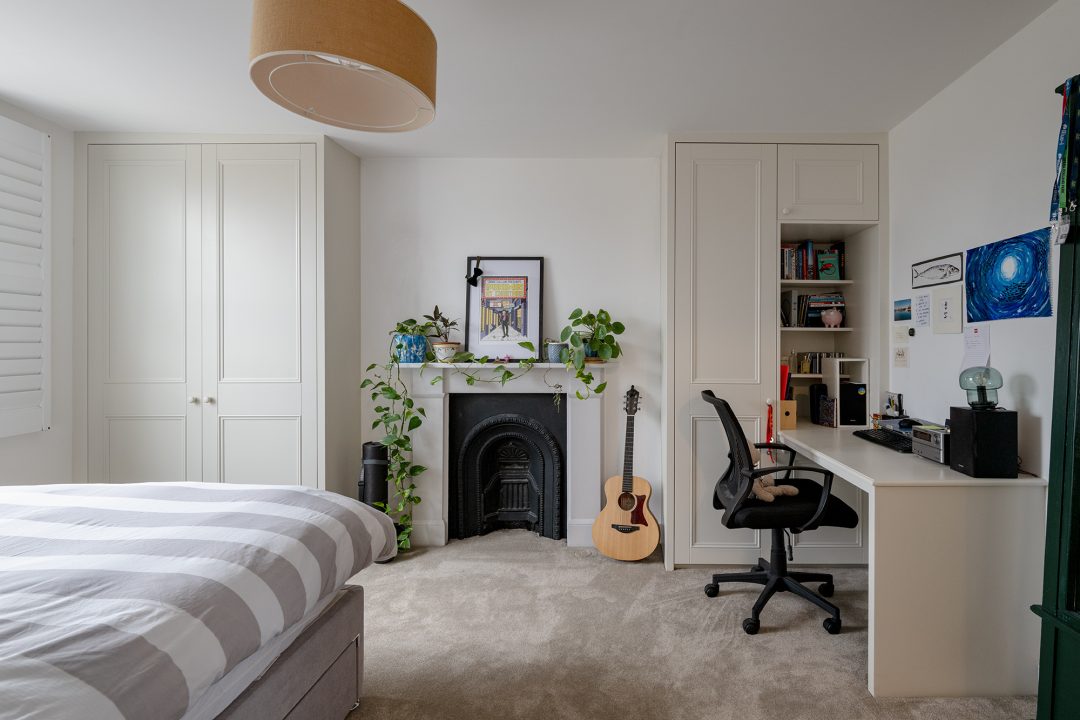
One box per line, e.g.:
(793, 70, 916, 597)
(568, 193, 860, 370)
(360, 158, 663, 518)
(890, 0, 1080, 478)
(0, 99, 73, 485)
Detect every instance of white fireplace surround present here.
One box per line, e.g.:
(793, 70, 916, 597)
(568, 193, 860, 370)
(401, 363, 606, 547)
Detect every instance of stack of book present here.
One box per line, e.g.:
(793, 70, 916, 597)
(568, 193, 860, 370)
(780, 240, 846, 281)
(790, 351, 846, 375)
(781, 291, 846, 327)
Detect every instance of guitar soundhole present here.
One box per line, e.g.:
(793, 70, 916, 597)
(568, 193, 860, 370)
(617, 492, 637, 511)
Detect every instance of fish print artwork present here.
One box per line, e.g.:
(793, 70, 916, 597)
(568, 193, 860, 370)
(911, 253, 963, 289)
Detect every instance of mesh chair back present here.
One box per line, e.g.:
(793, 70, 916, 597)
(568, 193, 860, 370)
(700, 391, 755, 520)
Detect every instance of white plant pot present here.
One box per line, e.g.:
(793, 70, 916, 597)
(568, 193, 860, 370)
(432, 342, 461, 363)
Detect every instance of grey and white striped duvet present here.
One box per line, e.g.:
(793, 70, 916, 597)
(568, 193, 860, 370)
(0, 482, 396, 720)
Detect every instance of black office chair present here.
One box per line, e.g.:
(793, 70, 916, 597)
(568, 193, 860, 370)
(700, 390, 858, 635)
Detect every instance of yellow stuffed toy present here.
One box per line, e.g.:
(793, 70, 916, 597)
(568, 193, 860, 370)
(748, 445, 799, 502)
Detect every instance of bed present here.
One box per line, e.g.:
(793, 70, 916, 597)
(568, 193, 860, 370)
(0, 482, 397, 720)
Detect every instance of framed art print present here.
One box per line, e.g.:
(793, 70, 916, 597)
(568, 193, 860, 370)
(464, 257, 543, 360)
(911, 252, 963, 289)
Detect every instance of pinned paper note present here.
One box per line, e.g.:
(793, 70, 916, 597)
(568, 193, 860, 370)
(892, 325, 911, 345)
(893, 346, 910, 368)
(961, 324, 991, 370)
(914, 293, 931, 328)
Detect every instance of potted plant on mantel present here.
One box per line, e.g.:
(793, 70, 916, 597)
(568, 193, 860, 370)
(391, 318, 434, 364)
(425, 305, 462, 363)
(560, 308, 625, 398)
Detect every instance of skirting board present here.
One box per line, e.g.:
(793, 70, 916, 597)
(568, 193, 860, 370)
(411, 519, 663, 551)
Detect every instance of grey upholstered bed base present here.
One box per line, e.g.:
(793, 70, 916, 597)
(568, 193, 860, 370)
(216, 585, 365, 720)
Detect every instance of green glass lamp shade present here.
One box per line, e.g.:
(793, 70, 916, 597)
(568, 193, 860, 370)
(959, 366, 1003, 410)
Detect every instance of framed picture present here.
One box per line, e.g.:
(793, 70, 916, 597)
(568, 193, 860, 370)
(911, 252, 963, 289)
(464, 257, 543, 360)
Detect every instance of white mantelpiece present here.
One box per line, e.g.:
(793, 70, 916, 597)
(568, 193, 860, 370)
(401, 363, 606, 547)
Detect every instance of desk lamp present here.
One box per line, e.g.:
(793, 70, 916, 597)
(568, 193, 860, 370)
(959, 366, 1003, 410)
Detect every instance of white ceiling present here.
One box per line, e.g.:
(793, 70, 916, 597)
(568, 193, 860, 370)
(0, 0, 1055, 157)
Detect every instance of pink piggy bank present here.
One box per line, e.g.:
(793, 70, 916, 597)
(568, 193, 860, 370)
(821, 308, 843, 328)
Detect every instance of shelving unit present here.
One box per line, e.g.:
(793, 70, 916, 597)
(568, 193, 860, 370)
(778, 221, 882, 423)
(781, 279, 854, 287)
(781, 327, 853, 332)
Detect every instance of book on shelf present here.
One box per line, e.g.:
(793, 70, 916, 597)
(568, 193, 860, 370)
(788, 351, 847, 375)
(780, 240, 846, 281)
(782, 292, 846, 327)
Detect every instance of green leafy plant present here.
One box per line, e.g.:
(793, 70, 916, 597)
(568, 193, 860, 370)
(362, 351, 426, 551)
(559, 308, 625, 398)
(427, 342, 538, 386)
(423, 305, 459, 343)
(391, 318, 434, 338)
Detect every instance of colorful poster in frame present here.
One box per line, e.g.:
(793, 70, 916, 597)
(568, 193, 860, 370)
(464, 257, 543, 360)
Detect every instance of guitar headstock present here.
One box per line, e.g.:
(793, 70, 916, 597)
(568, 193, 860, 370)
(623, 386, 641, 416)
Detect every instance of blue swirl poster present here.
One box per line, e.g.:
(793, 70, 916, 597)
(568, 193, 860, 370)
(965, 228, 1052, 322)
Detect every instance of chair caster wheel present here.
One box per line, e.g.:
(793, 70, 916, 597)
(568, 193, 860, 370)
(742, 618, 760, 635)
(818, 582, 834, 597)
(750, 565, 764, 573)
(823, 617, 841, 635)
(704, 584, 719, 598)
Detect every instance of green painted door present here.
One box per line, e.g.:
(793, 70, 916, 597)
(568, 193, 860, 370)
(1033, 233, 1080, 720)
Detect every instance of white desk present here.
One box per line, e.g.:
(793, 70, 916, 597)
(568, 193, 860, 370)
(779, 425, 1047, 698)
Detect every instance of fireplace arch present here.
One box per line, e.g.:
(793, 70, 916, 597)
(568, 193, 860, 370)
(452, 407, 565, 540)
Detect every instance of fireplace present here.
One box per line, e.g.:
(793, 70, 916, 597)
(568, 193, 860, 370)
(448, 393, 567, 540)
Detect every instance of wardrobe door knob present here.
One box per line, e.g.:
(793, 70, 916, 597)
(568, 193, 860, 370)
(203, 396, 215, 405)
(781, 207, 791, 215)
(188, 396, 200, 404)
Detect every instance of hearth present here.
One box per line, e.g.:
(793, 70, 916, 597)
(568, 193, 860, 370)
(448, 393, 567, 540)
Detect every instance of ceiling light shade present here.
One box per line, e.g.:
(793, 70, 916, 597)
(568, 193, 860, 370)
(249, 0, 436, 132)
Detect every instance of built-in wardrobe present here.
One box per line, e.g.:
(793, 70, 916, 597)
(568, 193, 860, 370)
(664, 138, 887, 569)
(82, 137, 362, 496)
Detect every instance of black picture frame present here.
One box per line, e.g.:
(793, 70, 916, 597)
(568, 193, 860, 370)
(464, 256, 544, 361)
(911, 252, 964, 289)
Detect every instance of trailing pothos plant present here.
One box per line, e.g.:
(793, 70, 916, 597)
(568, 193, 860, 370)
(559, 308, 625, 398)
(362, 352, 426, 550)
(427, 341, 538, 386)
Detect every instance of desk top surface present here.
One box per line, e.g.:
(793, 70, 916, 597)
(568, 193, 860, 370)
(778, 424, 1047, 491)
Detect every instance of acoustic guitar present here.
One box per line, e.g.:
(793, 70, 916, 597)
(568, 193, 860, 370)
(592, 386, 660, 561)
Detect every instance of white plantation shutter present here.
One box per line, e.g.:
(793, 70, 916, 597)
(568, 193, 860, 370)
(0, 114, 49, 438)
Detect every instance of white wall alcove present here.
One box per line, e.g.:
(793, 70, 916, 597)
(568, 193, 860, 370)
(401, 363, 606, 548)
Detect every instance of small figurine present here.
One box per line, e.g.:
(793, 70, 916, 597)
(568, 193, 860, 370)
(821, 308, 843, 328)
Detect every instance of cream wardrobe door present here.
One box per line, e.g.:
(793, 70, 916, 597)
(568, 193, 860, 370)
(201, 144, 318, 486)
(673, 143, 778, 565)
(87, 144, 203, 483)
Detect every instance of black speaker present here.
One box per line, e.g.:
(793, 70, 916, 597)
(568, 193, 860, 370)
(838, 382, 867, 425)
(949, 406, 1018, 478)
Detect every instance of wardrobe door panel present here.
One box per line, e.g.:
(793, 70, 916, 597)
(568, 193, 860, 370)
(777, 144, 878, 221)
(218, 160, 300, 381)
(673, 143, 777, 565)
(88, 144, 202, 483)
(202, 144, 317, 486)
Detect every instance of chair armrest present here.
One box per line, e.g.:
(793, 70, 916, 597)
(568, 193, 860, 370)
(744, 465, 836, 532)
(753, 442, 796, 480)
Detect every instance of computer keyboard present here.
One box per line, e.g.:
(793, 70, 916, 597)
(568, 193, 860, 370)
(853, 428, 913, 453)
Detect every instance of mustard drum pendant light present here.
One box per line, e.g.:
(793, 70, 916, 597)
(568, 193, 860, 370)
(249, 0, 436, 132)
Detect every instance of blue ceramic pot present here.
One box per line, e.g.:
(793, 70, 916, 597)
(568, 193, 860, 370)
(580, 334, 598, 358)
(393, 334, 428, 363)
(545, 342, 568, 364)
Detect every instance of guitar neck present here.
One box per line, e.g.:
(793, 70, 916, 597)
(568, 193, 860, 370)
(622, 415, 635, 493)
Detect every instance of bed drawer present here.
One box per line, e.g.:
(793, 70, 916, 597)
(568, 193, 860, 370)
(285, 641, 359, 720)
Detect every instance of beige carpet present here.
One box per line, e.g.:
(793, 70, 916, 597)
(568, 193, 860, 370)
(349, 530, 1034, 720)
